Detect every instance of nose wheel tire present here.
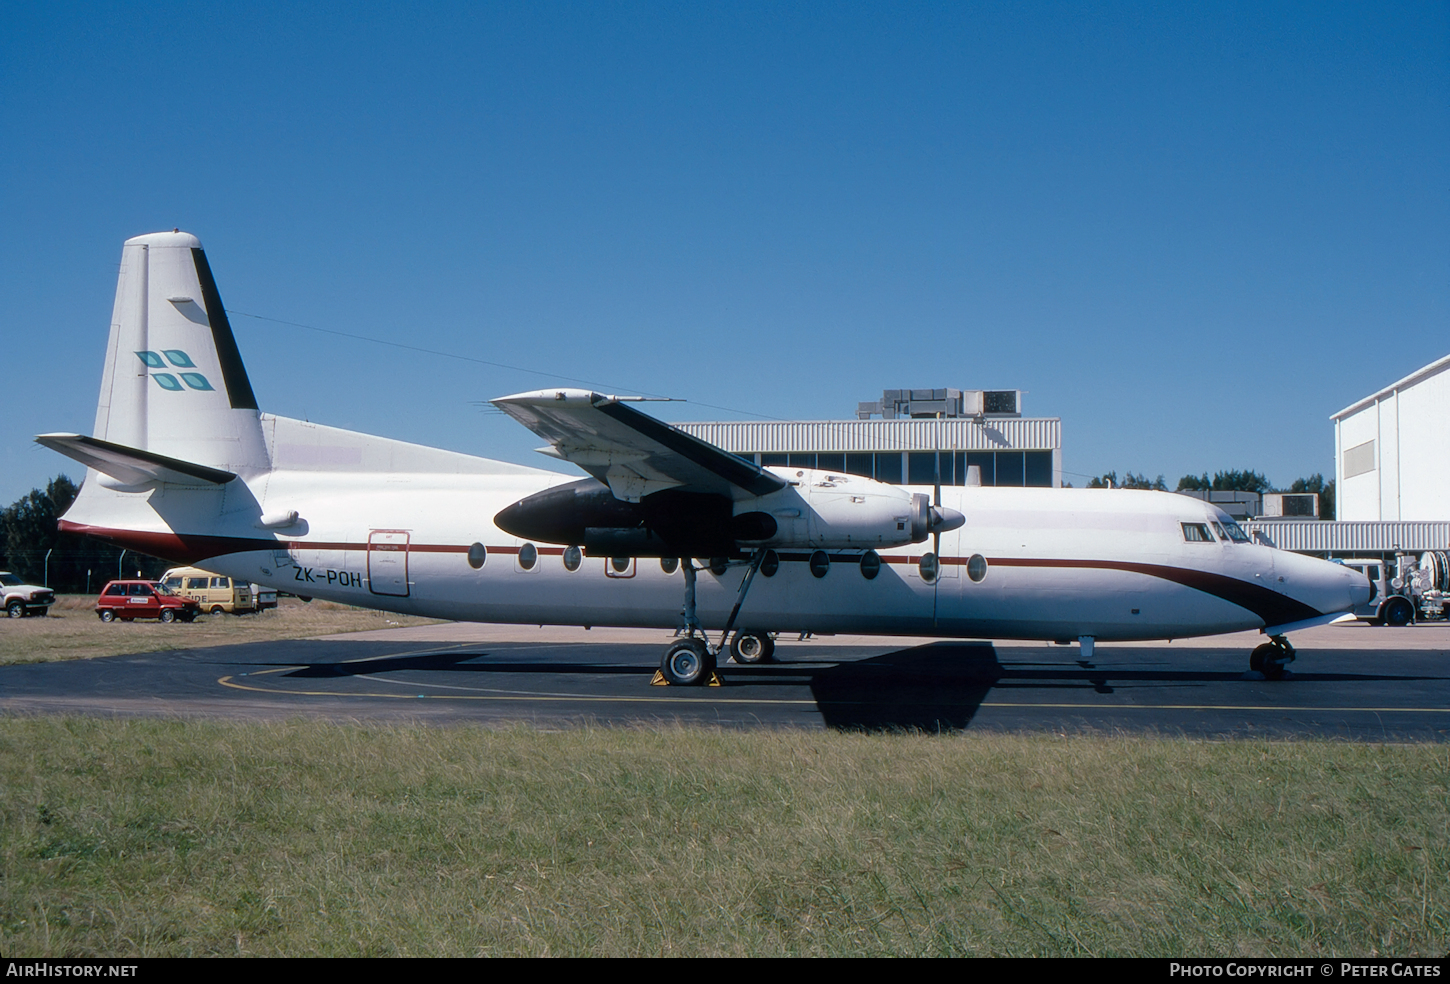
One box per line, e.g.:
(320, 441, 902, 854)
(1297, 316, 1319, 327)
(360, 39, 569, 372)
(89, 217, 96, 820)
(1250, 637, 1295, 681)
(660, 639, 715, 686)
(730, 630, 776, 664)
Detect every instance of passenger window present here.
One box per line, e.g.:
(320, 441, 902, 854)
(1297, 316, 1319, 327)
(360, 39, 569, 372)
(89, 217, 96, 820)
(106, 584, 126, 596)
(211, 577, 228, 588)
(187, 577, 208, 590)
(129, 583, 152, 596)
(518, 543, 538, 571)
(1181, 523, 1214, 542)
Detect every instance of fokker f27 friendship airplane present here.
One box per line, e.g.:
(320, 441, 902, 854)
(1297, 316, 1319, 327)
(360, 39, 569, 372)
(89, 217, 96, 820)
(40, 232, 1370, 685)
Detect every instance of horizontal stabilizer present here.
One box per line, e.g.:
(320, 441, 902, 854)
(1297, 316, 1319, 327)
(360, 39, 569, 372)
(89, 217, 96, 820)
(35, 433, 236, 488)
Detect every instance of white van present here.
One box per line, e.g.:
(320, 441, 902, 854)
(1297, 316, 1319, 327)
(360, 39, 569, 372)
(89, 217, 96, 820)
(160, 567, 255, 615)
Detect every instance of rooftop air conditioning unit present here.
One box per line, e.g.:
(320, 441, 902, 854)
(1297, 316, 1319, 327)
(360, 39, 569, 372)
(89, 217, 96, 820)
(1262, 493, 1320, 519)
(982, 390, 1021, 416)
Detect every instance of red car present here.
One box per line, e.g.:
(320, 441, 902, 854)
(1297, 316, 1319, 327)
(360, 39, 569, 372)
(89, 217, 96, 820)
(95, 580, 200, 623)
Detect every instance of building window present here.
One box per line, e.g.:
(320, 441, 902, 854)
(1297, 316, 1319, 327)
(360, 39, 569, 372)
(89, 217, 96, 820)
(1343, 440, 1375, 479)
(1024, 451, 1053, 487)
(907, 452, 937, 485)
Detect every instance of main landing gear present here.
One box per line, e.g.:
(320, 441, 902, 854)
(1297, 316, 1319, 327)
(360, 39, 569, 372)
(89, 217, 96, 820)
(1249, 635, 1296, 681)
(654, 550, 770, 686)
(729, 629, 776, 664)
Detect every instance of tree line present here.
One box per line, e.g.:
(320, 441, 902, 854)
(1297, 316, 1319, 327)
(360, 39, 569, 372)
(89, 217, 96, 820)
(1, 475, 168, 593)
(1080, 469, 1335, 520)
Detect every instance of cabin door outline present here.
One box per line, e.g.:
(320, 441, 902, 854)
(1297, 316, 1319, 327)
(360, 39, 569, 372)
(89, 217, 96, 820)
(368, 530, 411, 597)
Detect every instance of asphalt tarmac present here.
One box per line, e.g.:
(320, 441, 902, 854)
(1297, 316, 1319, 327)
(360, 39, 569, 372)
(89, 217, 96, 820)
(2, 622, 1448, 739)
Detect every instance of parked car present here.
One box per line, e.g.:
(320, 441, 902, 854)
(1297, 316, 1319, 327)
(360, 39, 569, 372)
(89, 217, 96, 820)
(1, 572, 54, 618)
(159, 567, 254, 614)
(95, 580, 200, 623)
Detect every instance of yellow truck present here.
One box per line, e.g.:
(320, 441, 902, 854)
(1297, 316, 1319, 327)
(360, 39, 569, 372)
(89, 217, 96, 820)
(159, 567, 255, 615)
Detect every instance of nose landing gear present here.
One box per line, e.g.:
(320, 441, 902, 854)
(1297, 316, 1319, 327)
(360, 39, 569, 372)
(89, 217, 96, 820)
(1249, 635, 1296, 680)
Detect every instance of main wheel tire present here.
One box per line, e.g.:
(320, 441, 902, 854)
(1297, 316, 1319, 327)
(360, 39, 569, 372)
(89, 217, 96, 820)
(159, 609, 177, 623)
(99, 609, 116, 623)
(661, 639, 715, 686)
(1249, 643, 1275, 674)
(1384, 598, 1413, 628)
(730, 630, 775, 664)
(6, 600, 24, 618)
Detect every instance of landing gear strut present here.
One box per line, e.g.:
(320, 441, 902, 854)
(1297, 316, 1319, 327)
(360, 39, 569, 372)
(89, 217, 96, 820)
(1249, 635, 1296, 681)
(655, 550, 768, 686)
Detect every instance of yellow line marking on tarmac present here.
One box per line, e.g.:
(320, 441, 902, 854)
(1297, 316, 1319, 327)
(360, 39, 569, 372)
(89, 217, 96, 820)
(974, 702, 1450, 713)
(216, 675, 821, 705)
(213, 674, 1450, 713)
(215, 644, 1450, 713)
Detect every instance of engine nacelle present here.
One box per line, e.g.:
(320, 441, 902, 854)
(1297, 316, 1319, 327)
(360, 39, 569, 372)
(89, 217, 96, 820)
(495, 467, 964, 557)
(736, 469, 960, 549)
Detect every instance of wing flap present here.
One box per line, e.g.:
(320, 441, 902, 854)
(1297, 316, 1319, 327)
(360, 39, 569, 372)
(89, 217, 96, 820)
(491, 389, 786, 501)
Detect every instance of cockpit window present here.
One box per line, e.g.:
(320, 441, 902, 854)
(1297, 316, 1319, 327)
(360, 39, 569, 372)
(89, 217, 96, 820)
(1211, 522, 1228, 541)
(1181, 523, 1214, 542)
(1218, 519, 1250, 543)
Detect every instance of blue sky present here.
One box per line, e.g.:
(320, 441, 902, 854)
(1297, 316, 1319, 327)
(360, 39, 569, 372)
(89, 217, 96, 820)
(3, 2, 1446, 504)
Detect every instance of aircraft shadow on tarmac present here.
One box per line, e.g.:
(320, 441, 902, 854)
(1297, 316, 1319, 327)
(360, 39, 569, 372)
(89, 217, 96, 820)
(250, 641, 1446, 733)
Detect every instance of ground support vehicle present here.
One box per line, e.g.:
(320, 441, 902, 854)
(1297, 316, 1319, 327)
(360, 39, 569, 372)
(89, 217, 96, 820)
(159, 567, 255, 614)
(1, 572, 54, 618)
(1336, 552, 1450, 626)
(95, 580, 200, 622)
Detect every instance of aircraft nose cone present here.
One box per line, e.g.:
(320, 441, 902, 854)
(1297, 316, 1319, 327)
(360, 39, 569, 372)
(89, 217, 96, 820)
(1349, 568, 1372, 608)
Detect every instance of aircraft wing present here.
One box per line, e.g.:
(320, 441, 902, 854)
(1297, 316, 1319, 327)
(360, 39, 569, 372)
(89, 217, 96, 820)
(491, 389, 787, 502)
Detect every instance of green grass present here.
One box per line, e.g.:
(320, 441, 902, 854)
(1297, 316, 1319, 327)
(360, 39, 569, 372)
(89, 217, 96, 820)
(0, 596, 441, 666)
(1, 720, 1445, 956)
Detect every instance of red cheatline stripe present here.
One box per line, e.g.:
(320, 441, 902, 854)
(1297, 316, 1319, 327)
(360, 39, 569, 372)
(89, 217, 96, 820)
(60, 520, 1315, 624)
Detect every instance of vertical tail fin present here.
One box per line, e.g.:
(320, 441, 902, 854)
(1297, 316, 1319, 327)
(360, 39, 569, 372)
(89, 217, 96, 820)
(93, 231, 269, 476)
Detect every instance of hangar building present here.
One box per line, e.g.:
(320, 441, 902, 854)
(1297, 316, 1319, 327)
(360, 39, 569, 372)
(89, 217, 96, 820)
(676, 388, 1062, 489)
(1333, 353, 1450, 522)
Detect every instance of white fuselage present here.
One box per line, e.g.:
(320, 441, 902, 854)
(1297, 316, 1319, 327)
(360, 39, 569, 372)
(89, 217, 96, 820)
(60, 421, 1365, 643)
